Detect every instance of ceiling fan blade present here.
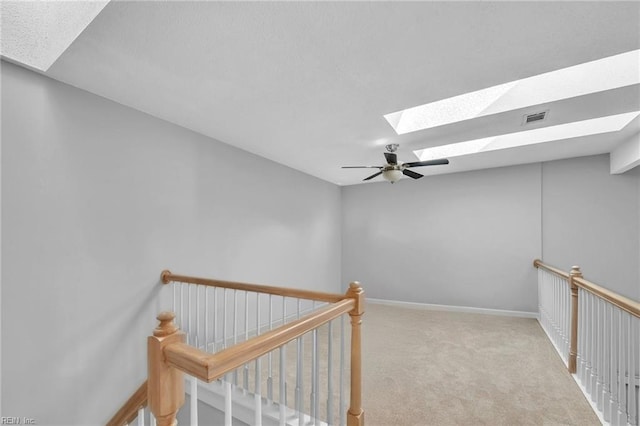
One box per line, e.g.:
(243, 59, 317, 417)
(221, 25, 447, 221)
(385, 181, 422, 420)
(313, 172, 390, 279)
(342, 165, 383, 169)
(402, 169, 423, 179)
(403, 158, 449, 168)
(363, 171, 383, 181)
(384, 152, 397, 164)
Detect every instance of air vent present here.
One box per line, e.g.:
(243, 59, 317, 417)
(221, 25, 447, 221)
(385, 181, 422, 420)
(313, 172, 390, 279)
(523, 110, 548, 125)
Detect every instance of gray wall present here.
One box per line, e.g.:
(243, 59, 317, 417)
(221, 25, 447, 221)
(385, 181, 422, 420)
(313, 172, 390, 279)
(542, 155, 640, 300)
(341, 163, 543, 313)
(342, 155, 640, 311)
(1, 61, 341, 425)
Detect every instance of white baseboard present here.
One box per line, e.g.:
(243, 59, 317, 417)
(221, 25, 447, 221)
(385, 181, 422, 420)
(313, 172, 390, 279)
(367, 298, 539, 319)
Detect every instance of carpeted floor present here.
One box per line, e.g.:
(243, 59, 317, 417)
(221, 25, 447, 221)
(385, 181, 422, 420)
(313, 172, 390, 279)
(360, 302, 600, 426)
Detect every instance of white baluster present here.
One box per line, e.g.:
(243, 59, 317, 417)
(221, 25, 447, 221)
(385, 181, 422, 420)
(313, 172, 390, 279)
(590, 293, 599, 399)
(558, 277, 569, 362)
(339, 314, 346, 426)
(244, 291, 250, 393)
(610, 309, 619, 426)
(627, 313, 638, 425)
(172, 283, 176, 320)
(205, 287, 209, 353)
(190, 376, 198, 426)
(616, 309, 627, 425)
(296, 300, 304, 426)
(225, 380, 232, 426)
(254, 296, 263, 425)
(213, 287, 218, 352)
(233, 290, 238, 386)
(188, 284, 193, 342)
(256, 293, 262, 394)
(327, 320, 334, 425)
(603, 303, 612, 421)
(279, 346, 287, 426)
(282, 296, 287, 407)
(254, 390, 263, 426)
(150, 412, 156, 426)
(137, 407, 144, 426)
(268, 295, 274, 403)
(310, 306, 318, 425)
(314, 328, 320, 425)
(180, 282, 186, 330)
(579, 288, 587, 385)
(196, 285, 200, 350)
(537, 269, 542, 330)
(597, 299, 604, 408)
(223, 289, 227, 350)
(585, 291, 594, 392)
(609, 305, 619, 425)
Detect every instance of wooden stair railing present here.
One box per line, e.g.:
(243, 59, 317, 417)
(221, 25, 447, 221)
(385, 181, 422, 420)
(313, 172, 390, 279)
(106, 381, 147, 426)
(534, 259, 639, 426)
(534, 259, 640, 372)
(108, 272, 365, 426)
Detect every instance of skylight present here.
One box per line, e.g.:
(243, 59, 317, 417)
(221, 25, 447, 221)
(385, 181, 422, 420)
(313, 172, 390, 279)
(385, 50, 640, 135)
(413, 111, 640, 160)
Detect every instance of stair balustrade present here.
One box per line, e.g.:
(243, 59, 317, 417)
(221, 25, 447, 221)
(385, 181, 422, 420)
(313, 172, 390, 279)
(107, 271, 365, 426)
(534, 259, 639, 426)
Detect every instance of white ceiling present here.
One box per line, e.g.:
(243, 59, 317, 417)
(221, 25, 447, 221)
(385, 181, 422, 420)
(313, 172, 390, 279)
(4, 1, 640, 185)
(0, 0, 108, 71)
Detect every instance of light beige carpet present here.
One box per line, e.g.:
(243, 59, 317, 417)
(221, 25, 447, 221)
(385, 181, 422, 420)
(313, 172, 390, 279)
(181, 302, 601, 425)
(360, 302, 600, 426)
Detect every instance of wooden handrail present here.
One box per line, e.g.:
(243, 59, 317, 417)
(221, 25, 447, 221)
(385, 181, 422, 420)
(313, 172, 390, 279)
(532, 259, 569, 279)
(161, 270, 346, 303)
(533, 259, 640, 317)
(106, 380, 147, 426)
(573, 276, 640, 318)
(163, 298, 356, 382)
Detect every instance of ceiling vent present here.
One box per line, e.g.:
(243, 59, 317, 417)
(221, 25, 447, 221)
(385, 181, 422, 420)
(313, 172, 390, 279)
(523, 110, 548, 125)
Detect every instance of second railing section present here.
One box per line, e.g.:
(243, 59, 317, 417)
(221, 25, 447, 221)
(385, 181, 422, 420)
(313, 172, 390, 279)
(534, 260, 639, 426)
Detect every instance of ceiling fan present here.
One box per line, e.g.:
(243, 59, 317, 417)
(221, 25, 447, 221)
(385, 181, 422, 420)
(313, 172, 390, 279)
(342, 144, 449, 183)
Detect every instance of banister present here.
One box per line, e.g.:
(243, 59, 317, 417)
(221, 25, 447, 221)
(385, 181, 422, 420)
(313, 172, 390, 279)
(161, 270, 346, 303)
(573, 276, 640, 318)
(106, 380, 147, 426)
(163, 298, 356, 382)
(532, 259, 570, 279)
(534, 259, 639, 317)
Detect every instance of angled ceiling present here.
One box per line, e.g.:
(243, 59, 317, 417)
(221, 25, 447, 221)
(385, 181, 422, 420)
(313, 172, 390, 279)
(2, 1, 640, 185)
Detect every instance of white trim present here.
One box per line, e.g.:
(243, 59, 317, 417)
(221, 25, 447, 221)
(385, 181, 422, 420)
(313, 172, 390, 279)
(368, 298, 539, 319)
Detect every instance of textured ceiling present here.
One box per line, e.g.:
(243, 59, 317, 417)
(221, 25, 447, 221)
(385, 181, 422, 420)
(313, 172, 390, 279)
(7, 1, 640, 184)
(0, 0, 108, 71)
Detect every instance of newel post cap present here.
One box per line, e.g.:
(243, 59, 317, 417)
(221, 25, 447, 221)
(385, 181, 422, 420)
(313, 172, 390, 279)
(569, 266, 583, 277)
(154, 311, 178, 337)
(161, 270, 172, 284)
(346, 281, 365, 316)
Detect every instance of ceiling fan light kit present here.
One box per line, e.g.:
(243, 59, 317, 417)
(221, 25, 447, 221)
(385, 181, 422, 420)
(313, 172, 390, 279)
(342, 144, 449, 184)
(382, 169, 403, 183)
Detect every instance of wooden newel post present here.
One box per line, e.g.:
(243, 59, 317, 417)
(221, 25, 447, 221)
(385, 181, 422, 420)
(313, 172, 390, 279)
(148, 312, 185, 426)
(346, 282, 365, 426)
(568, 266, 582, 374)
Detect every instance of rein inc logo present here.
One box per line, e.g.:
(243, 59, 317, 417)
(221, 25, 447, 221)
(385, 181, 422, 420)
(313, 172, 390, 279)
(1, 418, 36, 425)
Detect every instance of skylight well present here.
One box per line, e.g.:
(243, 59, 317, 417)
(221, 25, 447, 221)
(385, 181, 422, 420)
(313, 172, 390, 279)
(385, 50, 640, 135)
(413, 111, 640, 161)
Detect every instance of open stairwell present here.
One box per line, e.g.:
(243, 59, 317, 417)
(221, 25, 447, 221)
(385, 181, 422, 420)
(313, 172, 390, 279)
(110, 262, 639, 425)
(108, 270, 364, 426)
